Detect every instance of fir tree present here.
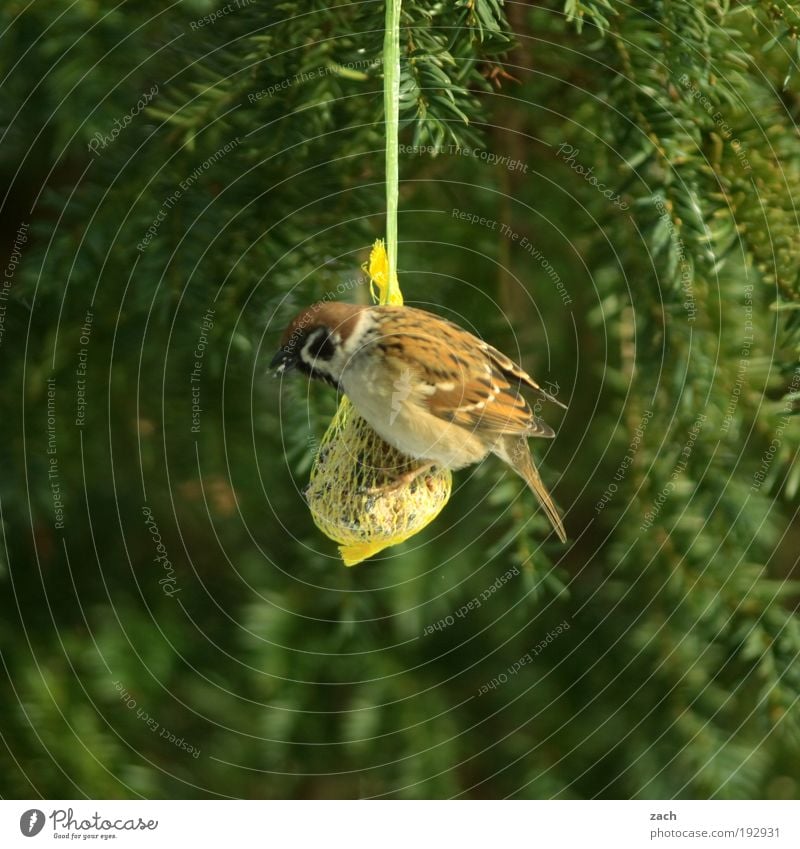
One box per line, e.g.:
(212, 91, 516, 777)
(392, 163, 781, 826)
(0, 0, 798, 799)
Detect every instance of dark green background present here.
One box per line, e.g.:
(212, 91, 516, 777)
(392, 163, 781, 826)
(1, 0, 798, 799)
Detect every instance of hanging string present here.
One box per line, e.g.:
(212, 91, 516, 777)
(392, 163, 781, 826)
(382, 0, 402, 305)
(305, 0, 452, 567)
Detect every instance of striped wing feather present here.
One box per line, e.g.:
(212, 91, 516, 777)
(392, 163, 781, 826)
(376, 306, 558, 438)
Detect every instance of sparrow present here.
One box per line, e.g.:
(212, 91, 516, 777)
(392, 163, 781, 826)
(271, 301, 567, 542)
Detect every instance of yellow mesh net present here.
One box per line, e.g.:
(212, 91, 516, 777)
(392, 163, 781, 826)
(305, 241, 452, 566)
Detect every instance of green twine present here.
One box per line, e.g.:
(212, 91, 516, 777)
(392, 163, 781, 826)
(382, 0, 401, 303)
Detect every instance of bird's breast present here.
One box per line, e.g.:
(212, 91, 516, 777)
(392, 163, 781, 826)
(341, 358, 489, 470)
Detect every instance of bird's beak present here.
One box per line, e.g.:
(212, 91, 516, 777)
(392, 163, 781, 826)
(270, 347, 297, 376)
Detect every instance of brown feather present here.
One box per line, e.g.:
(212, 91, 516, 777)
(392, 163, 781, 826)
(374, 305, 560, 437)
(481, 341, 566, 409)
(279, 301, 367, 349)
(499, 435, 567, 542)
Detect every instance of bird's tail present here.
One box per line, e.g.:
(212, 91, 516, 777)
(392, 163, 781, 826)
(498, 436, 567, 543)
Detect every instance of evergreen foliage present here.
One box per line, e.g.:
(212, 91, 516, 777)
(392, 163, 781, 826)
(0, 0, 798, 799)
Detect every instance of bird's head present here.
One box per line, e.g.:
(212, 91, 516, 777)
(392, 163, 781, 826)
(271, 301, 370, 387)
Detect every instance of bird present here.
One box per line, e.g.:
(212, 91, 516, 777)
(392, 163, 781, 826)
(271, 301, 567, 542)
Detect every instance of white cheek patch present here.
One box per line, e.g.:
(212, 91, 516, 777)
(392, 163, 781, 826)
(300, 336, 316, 363)
(346, 312, 378, 353)
(336, 311, 378, 372)
(300, 328, 335, 369)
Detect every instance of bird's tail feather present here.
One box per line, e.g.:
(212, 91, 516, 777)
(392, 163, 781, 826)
(499, 436, 567, 543)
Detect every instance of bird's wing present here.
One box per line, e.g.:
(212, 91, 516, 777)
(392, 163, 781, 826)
(376, 306, 556, 438)
(426, 367, 555, 437)
(480, 340, 567, 410)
